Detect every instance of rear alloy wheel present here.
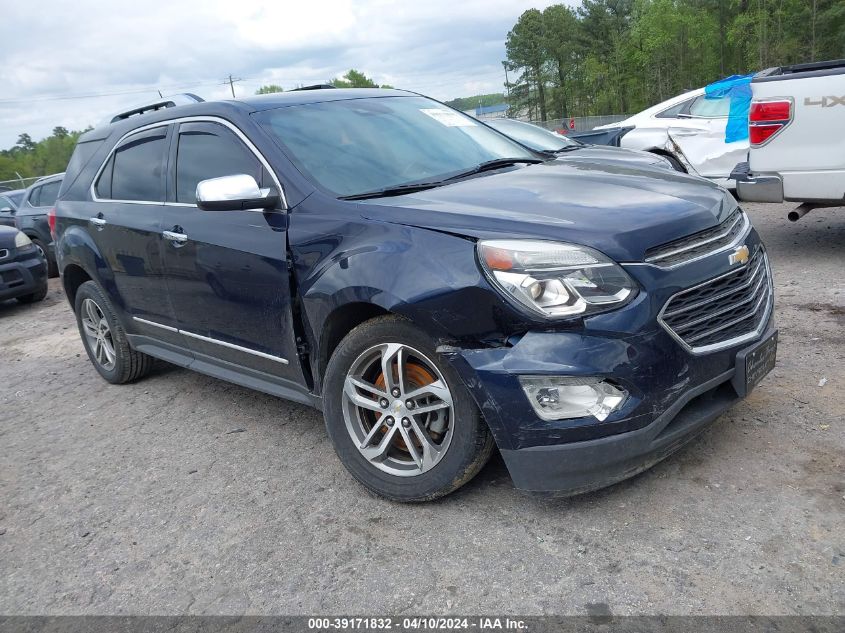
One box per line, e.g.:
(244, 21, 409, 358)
(80, 298, 117, 371)
(73, 280, 154, 384)
(323, 316, 494, 501)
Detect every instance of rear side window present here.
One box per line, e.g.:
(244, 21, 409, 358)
(688, 95, 730, 118)
(174, 123, 263, 204)
(60, 140, 104, 197)
(96, 127, 167, 202)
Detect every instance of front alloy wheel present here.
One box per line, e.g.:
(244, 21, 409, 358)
(323, 316, 494, 502)
(343, 343, 455, 476)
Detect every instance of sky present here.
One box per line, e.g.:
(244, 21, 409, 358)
(0, 0, 570, 148)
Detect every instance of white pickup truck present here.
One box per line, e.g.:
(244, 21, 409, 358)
(733, 59, 845, 220)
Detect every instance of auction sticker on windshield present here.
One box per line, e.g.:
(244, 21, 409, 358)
(420, 108, 477, 127)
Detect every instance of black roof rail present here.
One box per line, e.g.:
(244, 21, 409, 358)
(107, 93, 205, 124)
(292, 84, 336, 91)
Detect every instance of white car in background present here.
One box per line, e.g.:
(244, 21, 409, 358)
(595, 88, 748, 186)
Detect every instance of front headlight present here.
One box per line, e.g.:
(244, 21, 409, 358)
(477, 239, 635, 318)
(14, 231, 33, 249)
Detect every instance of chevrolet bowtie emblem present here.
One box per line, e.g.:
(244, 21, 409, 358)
(729, 245, 750, 265)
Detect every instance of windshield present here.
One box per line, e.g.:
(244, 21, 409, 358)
(7, 191, 24, 206)
(487, 119, 578, 152)
(255, 96, 536, 198)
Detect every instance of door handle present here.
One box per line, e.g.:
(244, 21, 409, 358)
(89, 217, 107, 228)
(162, 230, 188, 244)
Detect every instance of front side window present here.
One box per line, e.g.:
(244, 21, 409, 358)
(255, 96, 534, 198)
(688, 95, 730, 118)
(96, 128, 167, 201)
(175, 123, 262, 204)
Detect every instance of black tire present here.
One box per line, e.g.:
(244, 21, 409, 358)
(323, 315, 495, 502)
(16, 282, 48, 304)
(73, 280, 154, 384)
(31, 238, 58, 277)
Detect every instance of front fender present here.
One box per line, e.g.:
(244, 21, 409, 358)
(290, 214, 531, 347)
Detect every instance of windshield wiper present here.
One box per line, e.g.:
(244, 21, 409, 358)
(552, 145, 584, 154)
(443, 157, 544, 182)
(338, 181, 445, 201)
(338, 158, 544, 201)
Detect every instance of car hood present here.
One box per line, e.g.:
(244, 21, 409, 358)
(360, 160, 735, 262)
(555, 146, 671, 169)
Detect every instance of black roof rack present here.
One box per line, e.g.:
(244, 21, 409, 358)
(107, 93, 205, 124)
(292, 84, 336, 91)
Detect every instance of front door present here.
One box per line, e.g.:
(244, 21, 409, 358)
(88, 124, 183, 347)
(160, 120, 306, 385)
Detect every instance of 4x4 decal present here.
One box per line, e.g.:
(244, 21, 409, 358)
(804, 96, 845, 107)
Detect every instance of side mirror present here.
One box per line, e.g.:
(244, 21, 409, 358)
(0, 207, 12, 213)
(196, 174, 280, 211)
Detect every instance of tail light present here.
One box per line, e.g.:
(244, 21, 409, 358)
(48, 207, 57, 239)
(749, 99, 792, 146)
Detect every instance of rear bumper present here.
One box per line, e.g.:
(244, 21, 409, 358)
(732, 163, 784, 203)
(0, 254, 47, 300)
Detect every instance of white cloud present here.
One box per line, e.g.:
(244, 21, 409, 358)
(0, 0, 567, 148)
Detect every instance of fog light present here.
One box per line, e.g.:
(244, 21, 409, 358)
(519, 376, 626, 421)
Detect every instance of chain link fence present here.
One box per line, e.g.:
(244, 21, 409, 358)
(473, 112, 629, 133)
(0, 176, 42, 191)
(528, 115, 629, 133)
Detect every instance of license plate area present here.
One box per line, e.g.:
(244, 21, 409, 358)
(732, 329, 778, 397)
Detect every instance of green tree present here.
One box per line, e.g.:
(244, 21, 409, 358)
(330, 69, 380, 88)
(444, 93, 507, 111)
(506, 9, 549, 121)
(255, 84, 284, 95)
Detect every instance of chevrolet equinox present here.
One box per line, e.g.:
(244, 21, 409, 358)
(52, 89, 777, 501)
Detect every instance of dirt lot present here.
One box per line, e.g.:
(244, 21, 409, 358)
(1, 201, 843, 616)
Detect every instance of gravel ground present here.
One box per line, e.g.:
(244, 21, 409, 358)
(1, 201, 843, 616)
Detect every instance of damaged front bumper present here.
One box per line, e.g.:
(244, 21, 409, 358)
(444, 318, 774, 495)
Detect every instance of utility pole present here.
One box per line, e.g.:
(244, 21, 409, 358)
(503, 61, 511, 102)
(226, 74, 243, 98)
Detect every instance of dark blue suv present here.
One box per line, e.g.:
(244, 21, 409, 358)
(53, 89, 776, 501)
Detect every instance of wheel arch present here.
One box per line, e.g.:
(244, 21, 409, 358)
(647, 148, 687, 172)
(316, 301, 392, 389)
(62, 263, 93, 307)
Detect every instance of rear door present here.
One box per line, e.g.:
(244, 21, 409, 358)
(669, 93, 746, 179)
(160, 119, 306, 384)
(88, 125, 183, 346)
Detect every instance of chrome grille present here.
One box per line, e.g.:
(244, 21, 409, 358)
(645, 209, 748, 267)
(659, 248, 772, 353)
